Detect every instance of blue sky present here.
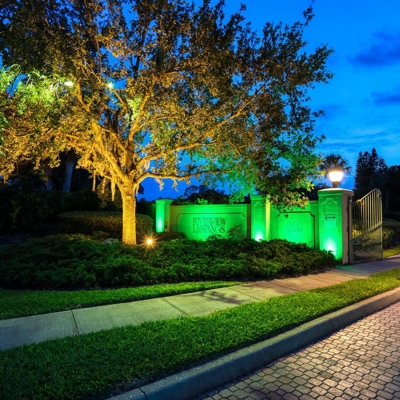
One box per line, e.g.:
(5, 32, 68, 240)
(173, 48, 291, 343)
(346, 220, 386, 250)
(140, 0, 400, 199)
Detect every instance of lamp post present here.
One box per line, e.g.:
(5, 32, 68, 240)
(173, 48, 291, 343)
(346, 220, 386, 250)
(328, 169, 344, 188)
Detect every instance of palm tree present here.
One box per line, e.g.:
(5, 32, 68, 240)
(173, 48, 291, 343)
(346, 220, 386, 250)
(320, 154, 352, 187)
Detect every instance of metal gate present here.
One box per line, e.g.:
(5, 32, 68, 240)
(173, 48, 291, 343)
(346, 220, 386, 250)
(349, 189, 383, 263)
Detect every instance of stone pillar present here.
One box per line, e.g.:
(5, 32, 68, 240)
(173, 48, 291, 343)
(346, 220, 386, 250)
(318, 188, 353, 264)
(155, 199, 173, 232)
(250, 195, 270, 241)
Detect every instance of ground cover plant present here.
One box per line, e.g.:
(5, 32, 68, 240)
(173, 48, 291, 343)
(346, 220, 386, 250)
(2, 240, 398, 320)
(1, 268, 399, 400)
(0, 281, 241, 320)
(382, 218, 400, 249)
(58, 211, 153, 239)
(0, 235, 335, 290)
(383, 244, 400, 258)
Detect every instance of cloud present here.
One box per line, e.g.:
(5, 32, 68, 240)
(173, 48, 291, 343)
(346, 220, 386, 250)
(323, 129, 388, 147)
(348, 31, 400, 68)
(372, 89, 400, 106)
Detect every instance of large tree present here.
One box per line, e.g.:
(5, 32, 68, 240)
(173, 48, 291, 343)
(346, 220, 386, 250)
(0, 0, 332, 245)
(354, 148, 386, 194)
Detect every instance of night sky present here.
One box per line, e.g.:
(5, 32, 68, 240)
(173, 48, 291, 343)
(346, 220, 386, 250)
(141, 0, 400, 198)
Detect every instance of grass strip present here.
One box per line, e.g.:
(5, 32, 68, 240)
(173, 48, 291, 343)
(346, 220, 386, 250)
(0, 281, 242, 320)
(383, 244, 400, 258)
(1, 268, 400, 400)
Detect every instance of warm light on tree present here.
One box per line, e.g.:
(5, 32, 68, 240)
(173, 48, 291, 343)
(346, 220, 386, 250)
(0, 0, 333, 245)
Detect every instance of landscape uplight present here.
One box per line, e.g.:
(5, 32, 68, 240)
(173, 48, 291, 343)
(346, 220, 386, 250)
(64, 80, 74, 87)
(328, 169, 344, 188)
(143, 236, 156, 248)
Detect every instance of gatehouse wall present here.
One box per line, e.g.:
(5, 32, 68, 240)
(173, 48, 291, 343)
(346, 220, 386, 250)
(156, 188, 353, 264)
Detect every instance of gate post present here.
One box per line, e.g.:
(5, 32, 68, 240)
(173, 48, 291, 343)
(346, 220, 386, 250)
(155, 199, 173, 232)
(318, 188, 353, 264)
(250, 195, 270, 241)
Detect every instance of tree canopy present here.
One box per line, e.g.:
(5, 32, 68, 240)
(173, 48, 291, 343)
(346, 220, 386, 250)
(0, 0, 333, 244)
(354, 148, 386, 196)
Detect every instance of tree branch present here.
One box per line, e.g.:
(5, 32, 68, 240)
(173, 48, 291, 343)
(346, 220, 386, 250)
(137, 164, 242, 185)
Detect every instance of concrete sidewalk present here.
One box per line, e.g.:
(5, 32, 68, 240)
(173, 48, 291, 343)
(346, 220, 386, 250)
(1, 256, 400, 351)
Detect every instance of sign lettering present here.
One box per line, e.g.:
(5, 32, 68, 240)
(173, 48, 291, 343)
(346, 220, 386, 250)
(193, 217, 227, 234)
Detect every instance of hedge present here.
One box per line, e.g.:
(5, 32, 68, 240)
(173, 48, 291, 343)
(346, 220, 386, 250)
(58, 211, 153, 240)
(0, 237, 336, 290)
(382, 219, 400, 248)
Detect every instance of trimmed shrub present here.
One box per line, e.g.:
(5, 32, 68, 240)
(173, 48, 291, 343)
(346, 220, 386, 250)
(136, 200, 156, 222)
(382, 219, 400, 248)
(0, 187, 62, 233)
(155, 231, 187, 242)
(0, 185, 102, 235)
(0, 236, 335, 290)
(383, 211, 400, 223)
(58, 212, 153, 240)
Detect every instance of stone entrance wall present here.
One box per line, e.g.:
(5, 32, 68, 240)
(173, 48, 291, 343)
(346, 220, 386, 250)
(156, 188, 353, 264)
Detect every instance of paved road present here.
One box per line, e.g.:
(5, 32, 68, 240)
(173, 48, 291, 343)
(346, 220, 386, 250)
(195, 301, 400, 400)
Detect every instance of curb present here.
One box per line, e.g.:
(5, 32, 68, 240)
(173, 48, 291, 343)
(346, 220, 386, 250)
(108, 287, 400, 400)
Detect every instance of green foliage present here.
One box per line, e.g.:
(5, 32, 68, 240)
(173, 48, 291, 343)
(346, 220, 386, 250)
(382, 227, 395, 249)
(0, 268, 399, 400)
(0, 185, 61, 233)
(354, 148, 386, 197)
(136, 199, 156, 227)
(0, 185, 100, 234)
(155, 231, 187, 241)
(377, 166, 400, 212)
(383, 211, 400, 222)
(0, 1, 333, 244)
(382, 219, 400, 248)
(383, 243, 400, 258)
(58, 212, 153, 239)
(0, 236, 335, 290)
(0, 66, 65, 180)
(174, 185, 232, 205)
(319, 153, 351, 186)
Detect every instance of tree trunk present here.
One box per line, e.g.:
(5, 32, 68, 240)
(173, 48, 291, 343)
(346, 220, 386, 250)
(44, 165, 54, 191)
(121, 186, 137, 245)
(62, 150, 77, 193)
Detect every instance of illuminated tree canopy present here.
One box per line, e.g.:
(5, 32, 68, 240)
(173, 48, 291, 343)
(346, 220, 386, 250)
(0, 0, 332, 244)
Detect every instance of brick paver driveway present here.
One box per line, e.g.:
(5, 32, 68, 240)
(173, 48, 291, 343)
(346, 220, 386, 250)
(196, 301, 400, 400)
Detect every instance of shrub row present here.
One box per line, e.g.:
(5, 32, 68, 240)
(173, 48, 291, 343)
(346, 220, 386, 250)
(382, 219, 400, 248)
(0, 236, 336, 289)
(57, 211, 153, 240)
(0, 185, 157, 235)
(383, 211, 400, 223)
(0, 187, 100, 233)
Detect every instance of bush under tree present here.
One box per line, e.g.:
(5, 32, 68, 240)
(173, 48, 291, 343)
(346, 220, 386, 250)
(0, 237, 336, 290)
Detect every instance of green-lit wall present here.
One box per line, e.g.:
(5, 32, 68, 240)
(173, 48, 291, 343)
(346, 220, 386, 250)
(270, 201, 320, 249)
(317, 189, 353, 264)
(156, 188, 353, 263)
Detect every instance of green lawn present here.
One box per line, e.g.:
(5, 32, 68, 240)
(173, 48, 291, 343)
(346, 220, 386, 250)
(1, 268, 400, 400)
(0, 235, 335, 321)
(383, 243, 400, 258)
(0, 281, 242, 320)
